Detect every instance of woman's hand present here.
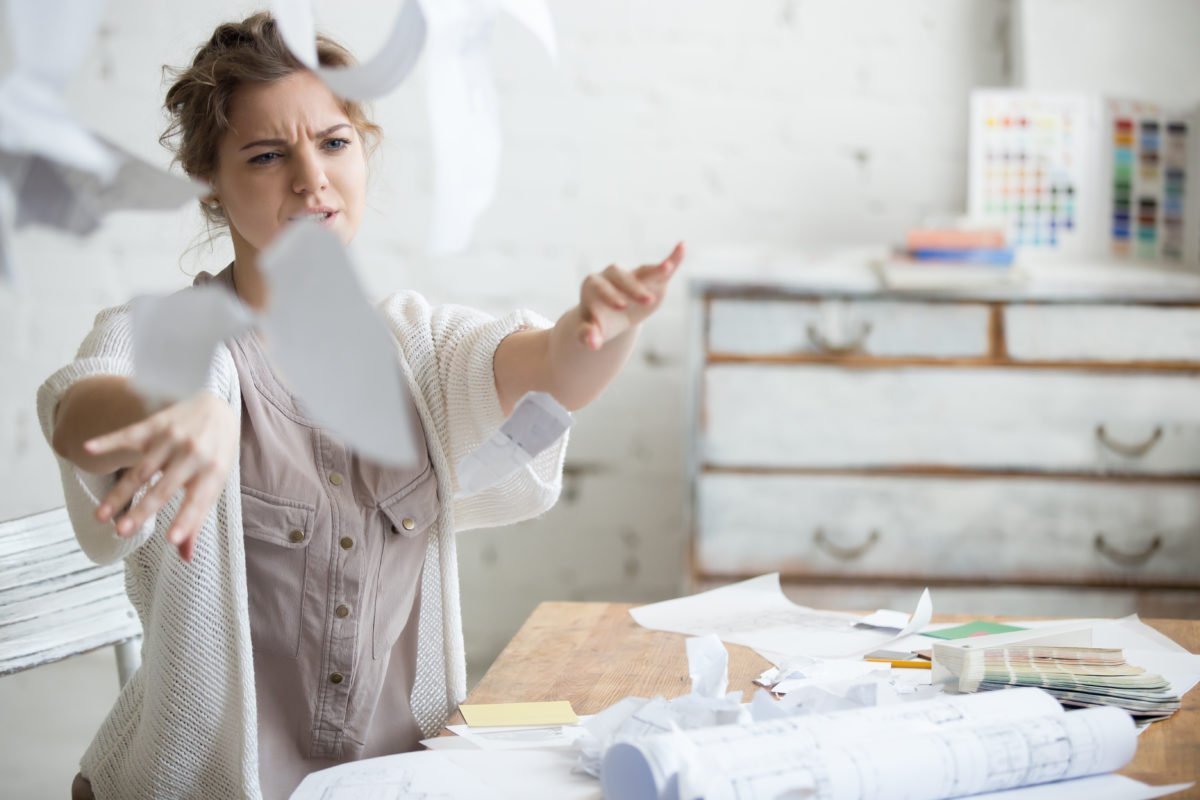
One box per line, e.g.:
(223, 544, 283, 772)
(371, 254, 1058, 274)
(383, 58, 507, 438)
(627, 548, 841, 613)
(576, 241, 685, 350)
(84, 391, 238, 562)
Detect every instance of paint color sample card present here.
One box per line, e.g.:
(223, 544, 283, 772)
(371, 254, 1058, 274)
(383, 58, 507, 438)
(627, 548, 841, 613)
(1105, 98, 1200, 263)
(922, 621, 1027, 640)
(969, 91, 1097, 255)
(459, 701, 579, 728)
(969, 90, 1200, 264)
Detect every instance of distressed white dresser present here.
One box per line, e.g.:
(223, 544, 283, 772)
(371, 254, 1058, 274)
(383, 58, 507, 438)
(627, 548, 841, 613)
(687, 249, 1200, 617)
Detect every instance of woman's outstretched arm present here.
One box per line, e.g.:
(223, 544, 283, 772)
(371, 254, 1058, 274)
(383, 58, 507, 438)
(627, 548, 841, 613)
(493, 242, 685, 414)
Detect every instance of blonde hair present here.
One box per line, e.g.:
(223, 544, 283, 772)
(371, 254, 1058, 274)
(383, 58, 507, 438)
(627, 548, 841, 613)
(161, 11, 382, 230)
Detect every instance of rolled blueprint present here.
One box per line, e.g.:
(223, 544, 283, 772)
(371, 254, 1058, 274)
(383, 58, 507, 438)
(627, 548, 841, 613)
(601, 687, 1137, 800)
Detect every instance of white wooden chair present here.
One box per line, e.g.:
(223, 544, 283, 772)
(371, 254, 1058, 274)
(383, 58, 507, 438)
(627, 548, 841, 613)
(0, 507, 141, 686)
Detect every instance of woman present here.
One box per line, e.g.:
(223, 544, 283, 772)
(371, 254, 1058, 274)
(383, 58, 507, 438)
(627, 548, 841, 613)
(40, 13, 683, 800)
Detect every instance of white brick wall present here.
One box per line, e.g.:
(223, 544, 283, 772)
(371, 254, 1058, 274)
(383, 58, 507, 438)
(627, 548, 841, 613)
(0, 0, 1012, 684)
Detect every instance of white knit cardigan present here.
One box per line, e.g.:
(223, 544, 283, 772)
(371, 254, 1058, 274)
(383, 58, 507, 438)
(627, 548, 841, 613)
(36, 291, 567, 800)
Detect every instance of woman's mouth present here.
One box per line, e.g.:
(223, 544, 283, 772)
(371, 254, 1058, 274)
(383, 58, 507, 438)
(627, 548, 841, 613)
(289, 209, 338, 226)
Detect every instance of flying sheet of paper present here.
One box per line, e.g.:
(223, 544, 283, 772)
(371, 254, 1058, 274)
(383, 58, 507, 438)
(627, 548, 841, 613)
(455, 390, 571, 497)
(259, 222, 419, 466)
(630, 574, 933, 661)
(272, 0, 427, 101)
(459, 700, 578, 727)
(130, 286, 254, 404)
(272, 0, 556, 254)
(422, 0, 556, 254)
(0, 0, 202, 285)
(287, 749, 506, 800)
(132, 224, 418, 467)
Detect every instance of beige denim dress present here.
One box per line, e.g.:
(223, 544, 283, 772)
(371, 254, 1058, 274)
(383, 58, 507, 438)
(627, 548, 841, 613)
(203, 267, 438, 800)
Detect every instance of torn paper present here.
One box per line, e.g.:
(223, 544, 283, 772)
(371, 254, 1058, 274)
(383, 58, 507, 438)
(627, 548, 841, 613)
(132, 223, 418, 467)
(271, 0, 557, 255)
(0, 0, 202, 284)
(130, 286, 254, 405)
(272, 0, 427, 101)
(573, 636, 747, 779)
(421, 0, 557, 254)
(455, 390, 571, 497)
(258, 222, 419, 466)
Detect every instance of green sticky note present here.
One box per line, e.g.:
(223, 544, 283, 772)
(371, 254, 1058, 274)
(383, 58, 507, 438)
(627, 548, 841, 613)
(921, 621, 1027, 640)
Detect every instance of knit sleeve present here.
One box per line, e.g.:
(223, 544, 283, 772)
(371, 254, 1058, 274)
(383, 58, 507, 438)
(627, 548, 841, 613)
(35, 303, 238, 564)
(380, 291, 568, 532)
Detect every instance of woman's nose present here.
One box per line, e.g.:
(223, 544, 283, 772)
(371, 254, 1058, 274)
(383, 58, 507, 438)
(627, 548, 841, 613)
(292, 151, 328, 195)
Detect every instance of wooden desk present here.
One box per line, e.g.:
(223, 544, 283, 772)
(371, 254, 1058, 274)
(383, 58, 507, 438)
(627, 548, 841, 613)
(453, 602, 1200, 796)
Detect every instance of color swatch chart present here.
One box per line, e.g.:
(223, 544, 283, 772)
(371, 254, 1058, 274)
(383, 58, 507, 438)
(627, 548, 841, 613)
(969, 92, 1091, 253)
(1108, 99, 1190, 261)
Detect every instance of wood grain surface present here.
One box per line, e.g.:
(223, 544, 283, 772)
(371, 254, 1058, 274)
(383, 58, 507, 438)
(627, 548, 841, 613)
(449, 601, 1200, 796)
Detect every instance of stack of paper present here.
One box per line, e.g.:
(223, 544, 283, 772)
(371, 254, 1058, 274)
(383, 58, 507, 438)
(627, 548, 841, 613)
(956, 645, 1182, 722)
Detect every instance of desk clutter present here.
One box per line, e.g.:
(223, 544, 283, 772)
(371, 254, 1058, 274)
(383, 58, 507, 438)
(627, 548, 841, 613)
(288, 576, 1200, 799)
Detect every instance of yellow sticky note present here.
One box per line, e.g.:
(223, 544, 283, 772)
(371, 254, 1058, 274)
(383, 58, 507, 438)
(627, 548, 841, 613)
(459, 701, 579, 728)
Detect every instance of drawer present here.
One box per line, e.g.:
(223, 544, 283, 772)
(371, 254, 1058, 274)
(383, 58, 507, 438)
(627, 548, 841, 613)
(702, 364, 1200, 475)
(708, 298, 991, 359)
(695, 473, 1200, 588)
(1005, 304, 1200, 363)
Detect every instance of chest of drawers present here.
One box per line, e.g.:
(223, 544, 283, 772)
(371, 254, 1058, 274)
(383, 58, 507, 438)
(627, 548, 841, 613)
(687, 253, 1200, 617)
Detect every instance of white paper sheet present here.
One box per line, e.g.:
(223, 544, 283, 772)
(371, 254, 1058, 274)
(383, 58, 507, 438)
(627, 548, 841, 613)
(422, 0, 556, 254)
(856, 608, 913, 630)
(272, 0, 427, 101)
(446, 720, 589, 751)
(259, 222, 419, 467)
(630, 574, 932, 660)
(455, 390, 571, 497)
(131, 224, 419, 467)
(972, 774, 1193, 800)
(288, 749, 506, 799)
(272, 0, 556, 254)
(130, 286, 254, 404)
(442, 749, 602, 800)
(0, 0, 202, 284)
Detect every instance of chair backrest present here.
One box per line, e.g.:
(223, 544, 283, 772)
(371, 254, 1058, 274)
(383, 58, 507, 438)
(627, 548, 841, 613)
(0, 507, 141, 684)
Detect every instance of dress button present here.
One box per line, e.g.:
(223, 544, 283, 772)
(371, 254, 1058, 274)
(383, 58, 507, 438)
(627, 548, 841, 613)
(335, 604, 351, 618)
(340, 536, 354, 550)
(328, 471, 343, 486)
(401, 517, 416, 531)
(288, 529, 305, 543)
(329, 672, 344, 684)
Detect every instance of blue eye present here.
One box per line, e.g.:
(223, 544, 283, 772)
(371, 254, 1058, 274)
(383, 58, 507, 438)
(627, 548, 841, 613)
(324, 137, 352, 151)
(249, 152, 280, 165)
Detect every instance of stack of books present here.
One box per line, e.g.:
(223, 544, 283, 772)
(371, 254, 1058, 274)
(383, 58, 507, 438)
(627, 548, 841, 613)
(872, 224, 1025, 291)
(945, 644, 1181, 723)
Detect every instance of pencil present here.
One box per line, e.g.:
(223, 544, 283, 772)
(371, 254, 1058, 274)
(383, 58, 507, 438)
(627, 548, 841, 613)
(863, 657, 932, 669)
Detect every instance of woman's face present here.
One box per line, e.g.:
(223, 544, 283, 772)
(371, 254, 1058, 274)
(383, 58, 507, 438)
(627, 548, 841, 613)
(212, 70, 366, 259)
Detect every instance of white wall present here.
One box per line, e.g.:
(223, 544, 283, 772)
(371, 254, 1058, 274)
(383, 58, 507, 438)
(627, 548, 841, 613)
(0, 1, 1014, 683)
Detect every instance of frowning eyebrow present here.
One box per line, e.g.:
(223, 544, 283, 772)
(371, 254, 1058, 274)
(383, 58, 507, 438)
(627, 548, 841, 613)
(238, 123, 352, 151)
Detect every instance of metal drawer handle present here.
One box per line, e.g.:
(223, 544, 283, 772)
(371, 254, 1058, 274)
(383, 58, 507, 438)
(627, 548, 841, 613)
(1095, 425, 1163, 458)
(814, 527, 880, 560)
(806, 322, 873, 356)
(1094, 533, 1162, 567)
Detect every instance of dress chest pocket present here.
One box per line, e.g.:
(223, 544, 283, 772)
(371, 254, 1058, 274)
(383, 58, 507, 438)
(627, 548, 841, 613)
(372, 465, 440, 659)
(240, 486, 315, 658)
